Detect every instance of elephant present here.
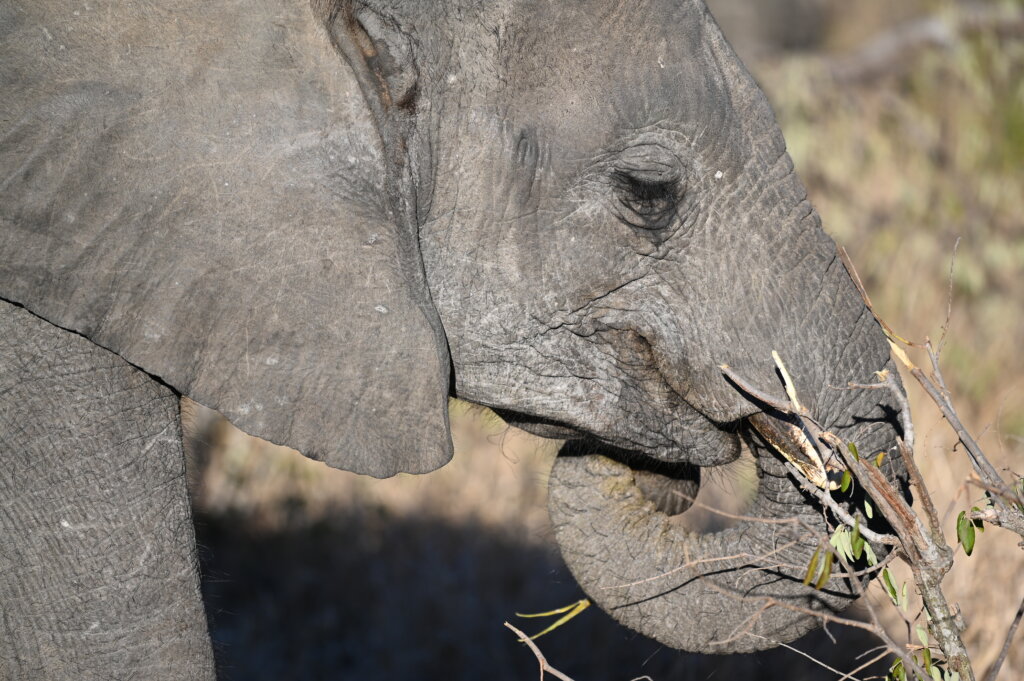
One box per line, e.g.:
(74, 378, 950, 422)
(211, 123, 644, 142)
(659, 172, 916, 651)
(0, 0, 909, 677)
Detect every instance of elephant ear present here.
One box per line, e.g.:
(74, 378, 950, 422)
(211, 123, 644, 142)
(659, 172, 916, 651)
(0, 0, 452, 476)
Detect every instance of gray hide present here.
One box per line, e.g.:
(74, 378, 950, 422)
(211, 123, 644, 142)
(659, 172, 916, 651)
(0, 300, 215, 680)
(0, 0, 451, 477)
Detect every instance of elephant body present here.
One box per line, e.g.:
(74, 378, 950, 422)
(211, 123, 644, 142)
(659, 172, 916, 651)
(1, 0, 908, 676)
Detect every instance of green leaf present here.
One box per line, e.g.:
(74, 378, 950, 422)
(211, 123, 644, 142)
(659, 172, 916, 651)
(889, 657, 906, 681)
(875, 451, 887, 467)
(852, 518, 864, 561)
(863, 541, 878, 566)
(901, 582, 908, 611)
(930, 666, 942, 681)
(848, 442, 860, 461)
(882, 568, 899, 606)
(830, 526, 854, 563)
(840, 469, 853, 493)
(804, 548, 821, 587)
(957, 511, 976, 556)
(865, 499, 874, 519)
(923, 646, 933, 672)
(916, 625, 929, 648)
(815, 551, 834, 590)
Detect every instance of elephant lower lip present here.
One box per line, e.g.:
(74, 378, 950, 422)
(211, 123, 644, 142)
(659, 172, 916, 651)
(493, 404, 741, 466)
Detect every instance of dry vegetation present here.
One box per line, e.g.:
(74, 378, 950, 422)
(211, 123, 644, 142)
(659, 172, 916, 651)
(184, 2, 1023, 678)
(757, 5, 1024, 678)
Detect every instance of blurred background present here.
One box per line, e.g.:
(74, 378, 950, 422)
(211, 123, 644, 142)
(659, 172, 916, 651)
(184, 1, 1024, 678)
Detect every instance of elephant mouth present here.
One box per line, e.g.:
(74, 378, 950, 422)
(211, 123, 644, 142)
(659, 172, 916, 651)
(494, 399, 747, 468)
(555, 408, 841, 519)
(497, 390, 847, 498)
(547, 399, 900, 653)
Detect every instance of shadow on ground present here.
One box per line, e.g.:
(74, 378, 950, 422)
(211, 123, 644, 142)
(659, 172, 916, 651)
(195, 508, 888, 681)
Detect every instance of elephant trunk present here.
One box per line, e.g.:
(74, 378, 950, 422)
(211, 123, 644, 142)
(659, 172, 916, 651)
(548, 363, 905, 654)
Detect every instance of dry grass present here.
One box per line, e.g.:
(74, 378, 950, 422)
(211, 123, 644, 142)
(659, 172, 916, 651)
(185, 3, 1023, 678)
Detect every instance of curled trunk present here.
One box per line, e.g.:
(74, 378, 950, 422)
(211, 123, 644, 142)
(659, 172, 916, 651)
(549, 374, 907, 654)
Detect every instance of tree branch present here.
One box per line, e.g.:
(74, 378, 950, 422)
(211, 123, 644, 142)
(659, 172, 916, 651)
(982, 595, 1024, 681)
(504, 622, 577, 681)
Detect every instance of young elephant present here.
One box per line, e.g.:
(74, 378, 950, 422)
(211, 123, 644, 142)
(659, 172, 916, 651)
(0, 0, 907, 676)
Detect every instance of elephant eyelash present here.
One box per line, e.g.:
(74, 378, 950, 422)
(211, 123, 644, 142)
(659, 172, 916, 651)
(610, 171, 680, 232)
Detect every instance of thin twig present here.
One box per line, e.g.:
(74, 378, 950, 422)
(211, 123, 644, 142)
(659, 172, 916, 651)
(826, 528, 930, 681)
(838, 648, 892, 681)
(982, 595, 1024, 681)
(896, 436, 944, 545)
(966, 477, 1024, 508)
(897, 341, 1024, 538)
(720, 364, 794, 413)
(938, 237, 961, 354)
(748, 634, 862, 680)
(838, 246, 921, 347)
(504, 622, 576, 681)
(785, 461, 899, 545)
(603, 539, 807, 590)
(668, 489, 803, 525)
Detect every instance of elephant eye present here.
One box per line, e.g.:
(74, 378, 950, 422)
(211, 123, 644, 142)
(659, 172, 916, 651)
(611, 170, 680, 232)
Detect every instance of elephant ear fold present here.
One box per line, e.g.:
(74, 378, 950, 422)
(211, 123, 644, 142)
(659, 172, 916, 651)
(324, 1, 420, 122)
(0, 0, 451, 477)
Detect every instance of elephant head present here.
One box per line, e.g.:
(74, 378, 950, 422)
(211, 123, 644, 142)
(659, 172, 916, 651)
(326, 0, 909, 653)
(0, 0, 906, 655)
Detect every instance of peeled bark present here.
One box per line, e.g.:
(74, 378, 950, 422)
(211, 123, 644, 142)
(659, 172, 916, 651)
(549, 400, 905, 653)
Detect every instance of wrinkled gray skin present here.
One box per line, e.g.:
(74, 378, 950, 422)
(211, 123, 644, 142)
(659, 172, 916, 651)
(1, 0, 908, 676)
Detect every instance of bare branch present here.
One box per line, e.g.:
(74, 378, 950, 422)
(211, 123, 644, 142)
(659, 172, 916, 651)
(895, 339, 1024, 539)
(720, 363, 795, 413)
(838, 246, 921, 347)
(938, 237, 962, 354)
(747, 634, 862, 680)
(837, 648, 892, 681)
(504, 622, 577, 681)
(896, 436, 943, 545)
(982, 595, 1024, 681)
(784, 461, 899, 546)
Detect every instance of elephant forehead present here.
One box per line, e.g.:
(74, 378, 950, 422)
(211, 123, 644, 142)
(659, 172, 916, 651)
(495, 0, 745, 162)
